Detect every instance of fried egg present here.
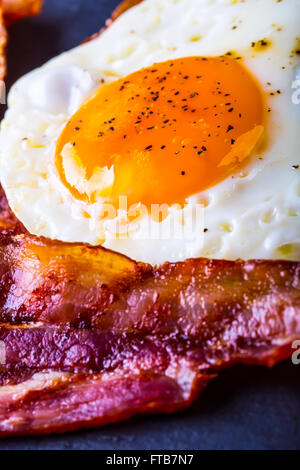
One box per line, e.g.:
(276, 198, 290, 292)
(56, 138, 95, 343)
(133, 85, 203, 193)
(0, 0, 299, 264)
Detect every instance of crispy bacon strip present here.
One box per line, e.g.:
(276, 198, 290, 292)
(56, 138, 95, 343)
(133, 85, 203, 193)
(2, 0, 42, 25)
(83, 0, 144, 43)
(0, 231, 299, 435)
(0, 234, 299, 344)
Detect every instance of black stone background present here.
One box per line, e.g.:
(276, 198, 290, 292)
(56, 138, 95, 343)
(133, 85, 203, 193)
(0, 0, 299, 450)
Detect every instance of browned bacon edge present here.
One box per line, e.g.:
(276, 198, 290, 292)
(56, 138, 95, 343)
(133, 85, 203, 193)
(0, 231, 299, 435)
(0, 185, 26, 235)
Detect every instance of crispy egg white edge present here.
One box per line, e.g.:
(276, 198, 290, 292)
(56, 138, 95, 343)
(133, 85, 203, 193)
(0, 0, 299, 264)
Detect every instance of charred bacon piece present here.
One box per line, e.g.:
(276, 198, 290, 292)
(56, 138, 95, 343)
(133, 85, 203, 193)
(0, 232, 299, 435)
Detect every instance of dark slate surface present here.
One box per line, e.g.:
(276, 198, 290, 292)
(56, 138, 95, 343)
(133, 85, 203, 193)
(0, 0, 299, 450)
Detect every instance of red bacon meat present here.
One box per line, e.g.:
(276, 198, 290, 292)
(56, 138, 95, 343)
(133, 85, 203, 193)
(0, 226, 298, 435)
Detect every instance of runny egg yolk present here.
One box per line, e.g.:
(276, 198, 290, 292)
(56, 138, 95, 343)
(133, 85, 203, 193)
(55, 56, 264, 209)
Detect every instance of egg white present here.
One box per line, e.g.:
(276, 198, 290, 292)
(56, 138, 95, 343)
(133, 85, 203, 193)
(0, 0, 299, 264)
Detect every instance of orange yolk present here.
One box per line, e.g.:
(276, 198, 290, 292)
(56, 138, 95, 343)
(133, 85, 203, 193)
(55, 56, 264, 209)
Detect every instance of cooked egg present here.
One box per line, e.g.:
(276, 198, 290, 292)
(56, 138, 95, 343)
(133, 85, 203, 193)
(0, 0, 299, 264)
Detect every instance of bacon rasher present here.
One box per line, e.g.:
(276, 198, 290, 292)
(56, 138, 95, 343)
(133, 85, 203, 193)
(0, 226, 299, 435)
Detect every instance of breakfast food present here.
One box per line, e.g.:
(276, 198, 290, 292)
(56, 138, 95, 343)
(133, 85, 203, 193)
(0, 184, 24, 233)
(0, 232, 299, 435)
(0, 0, 299, 436)
(0, 0, 299, 264)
